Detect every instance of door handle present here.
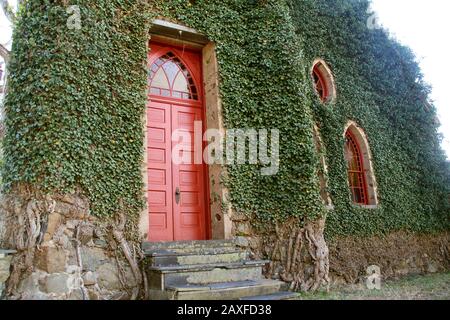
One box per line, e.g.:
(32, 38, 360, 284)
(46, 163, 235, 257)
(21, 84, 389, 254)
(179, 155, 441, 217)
(175, 187, 181, 205)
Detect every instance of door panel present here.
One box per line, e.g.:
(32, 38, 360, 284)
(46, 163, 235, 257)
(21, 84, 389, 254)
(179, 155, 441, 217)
(147, 102, 173, 242)
(171, 105, 206, 241)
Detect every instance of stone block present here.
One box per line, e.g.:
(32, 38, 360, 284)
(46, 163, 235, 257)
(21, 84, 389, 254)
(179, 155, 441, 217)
(235, 236, 249, 248)
(60, 194, 89, 209)
(88, 289, 101, 300)
(78, 224, 94, 245)
(67, 289, 84, 300)
(427, 261, 439, 273)
(93, 239, 108, 248)
(18, 273, 42, 295)
(0, 256, 12, 283)
(35, 246, 67, 273)
(21, 291, 53, 300)
(82, 271, 97, 286)
(43, 212, 62, 242)
(42, 273, 71, 294)
(235, 222, 252, 236)
(231, 212, 249, 222)
(248, 237, 261, 251)
(55, 201, 88, 219)
(80, 247, 108, 272)
(171, 280, 284, 300)
(97, 263, 121, 290)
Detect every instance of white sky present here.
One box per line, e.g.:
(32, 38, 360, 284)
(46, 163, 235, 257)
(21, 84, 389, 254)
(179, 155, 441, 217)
(371, 0, 450, 158)
(0, 0, 14, 47)
(0, 0, 449, 158)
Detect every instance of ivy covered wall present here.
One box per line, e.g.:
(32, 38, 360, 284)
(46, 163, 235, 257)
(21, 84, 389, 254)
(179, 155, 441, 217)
(2, 0, 150, 220)
(2, 0, 449, 239)
(288, 0, 450, 236)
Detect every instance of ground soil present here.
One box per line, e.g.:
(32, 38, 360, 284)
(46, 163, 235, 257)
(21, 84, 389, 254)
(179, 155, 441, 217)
(296, 272, 450, 300)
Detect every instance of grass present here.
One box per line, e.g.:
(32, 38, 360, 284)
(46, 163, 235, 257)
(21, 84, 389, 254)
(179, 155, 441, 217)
(295, 272, 450, 300)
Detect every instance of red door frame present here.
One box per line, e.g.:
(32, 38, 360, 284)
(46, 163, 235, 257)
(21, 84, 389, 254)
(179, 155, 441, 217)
(147, 41, 212, 241)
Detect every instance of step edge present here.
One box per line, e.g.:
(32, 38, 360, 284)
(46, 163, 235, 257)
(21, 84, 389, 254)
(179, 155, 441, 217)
(148, 260, 269, 273)
(142, 240, 236, 250)
(174, 284, 283, 300)
(168, 280, 284, 293)
(239, 291, 299, 301)
(145, 249, 245, 258)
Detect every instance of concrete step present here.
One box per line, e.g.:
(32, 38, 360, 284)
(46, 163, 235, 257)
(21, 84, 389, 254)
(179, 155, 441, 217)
(147, 250, 248, 267)
(239, 291, 299, 301)
(145, 245, 244, 258)
(149, 279, 285, 300)
(143, 240, 236, 252)
(147, 260, 270, 290)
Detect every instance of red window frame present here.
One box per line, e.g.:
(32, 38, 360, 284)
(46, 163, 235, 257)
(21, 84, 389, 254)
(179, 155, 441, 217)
(345, 130, 369, 205)
(312, 65, 329, 102)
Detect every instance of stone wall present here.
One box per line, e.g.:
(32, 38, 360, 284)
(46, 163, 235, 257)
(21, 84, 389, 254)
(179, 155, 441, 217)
(328, 231, 450, 285)
(2, 187, 448, 299)
(0, 195, 7, 248)
(231, 213, 260, 259)
(232, 214, 450, 286)
(0, 251, 15, 299)
(1, 191, 139, 300)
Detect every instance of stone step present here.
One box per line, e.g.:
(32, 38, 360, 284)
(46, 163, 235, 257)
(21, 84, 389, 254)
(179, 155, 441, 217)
(145, 245, 242, 257)
(239, 291, 299, 301)
(0, 249, 16, 259)
(149, 279, 285, 300)
(147, 250, 248, 267)
(147, 260, 270, 290)
(142, 240, 236, 252)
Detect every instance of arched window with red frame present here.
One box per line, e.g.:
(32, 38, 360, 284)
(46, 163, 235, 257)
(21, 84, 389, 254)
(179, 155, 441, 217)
(312, 65, 328, 102)
(345, 130, 369, 205)
(311, 60, 336, 103)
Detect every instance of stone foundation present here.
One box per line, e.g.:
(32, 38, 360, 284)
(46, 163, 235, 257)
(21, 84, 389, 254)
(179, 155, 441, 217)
(232, 213, 450, 287)
(0, 250, 15, 299)
(328, 231, 450, 285)
(1, 188, 448, 299)
(0, 191, 140, 300)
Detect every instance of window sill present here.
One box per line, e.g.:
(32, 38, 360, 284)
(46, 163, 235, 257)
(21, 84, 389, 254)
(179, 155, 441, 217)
(354, 204, 379, 210)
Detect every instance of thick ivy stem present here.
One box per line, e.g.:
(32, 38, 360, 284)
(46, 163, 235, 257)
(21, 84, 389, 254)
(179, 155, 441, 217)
(270, 218, 330, 293)
(111, 211, 143, 300)
(4, 193, 54, 295)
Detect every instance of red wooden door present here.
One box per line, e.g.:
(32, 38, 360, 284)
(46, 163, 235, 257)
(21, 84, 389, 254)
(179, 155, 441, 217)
(147, 43, 208, 242)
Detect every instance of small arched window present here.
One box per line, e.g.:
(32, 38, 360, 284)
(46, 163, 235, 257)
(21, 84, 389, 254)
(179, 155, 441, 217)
(344, 122, 378, 206)
(149, 52, 198, 100)
(311, 60, 336, 103)
(345, 131, 369, 204)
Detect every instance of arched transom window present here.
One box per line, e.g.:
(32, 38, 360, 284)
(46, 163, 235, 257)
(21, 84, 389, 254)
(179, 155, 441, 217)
(344, 122, 378, 206)
(149, 52, 198, 100)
